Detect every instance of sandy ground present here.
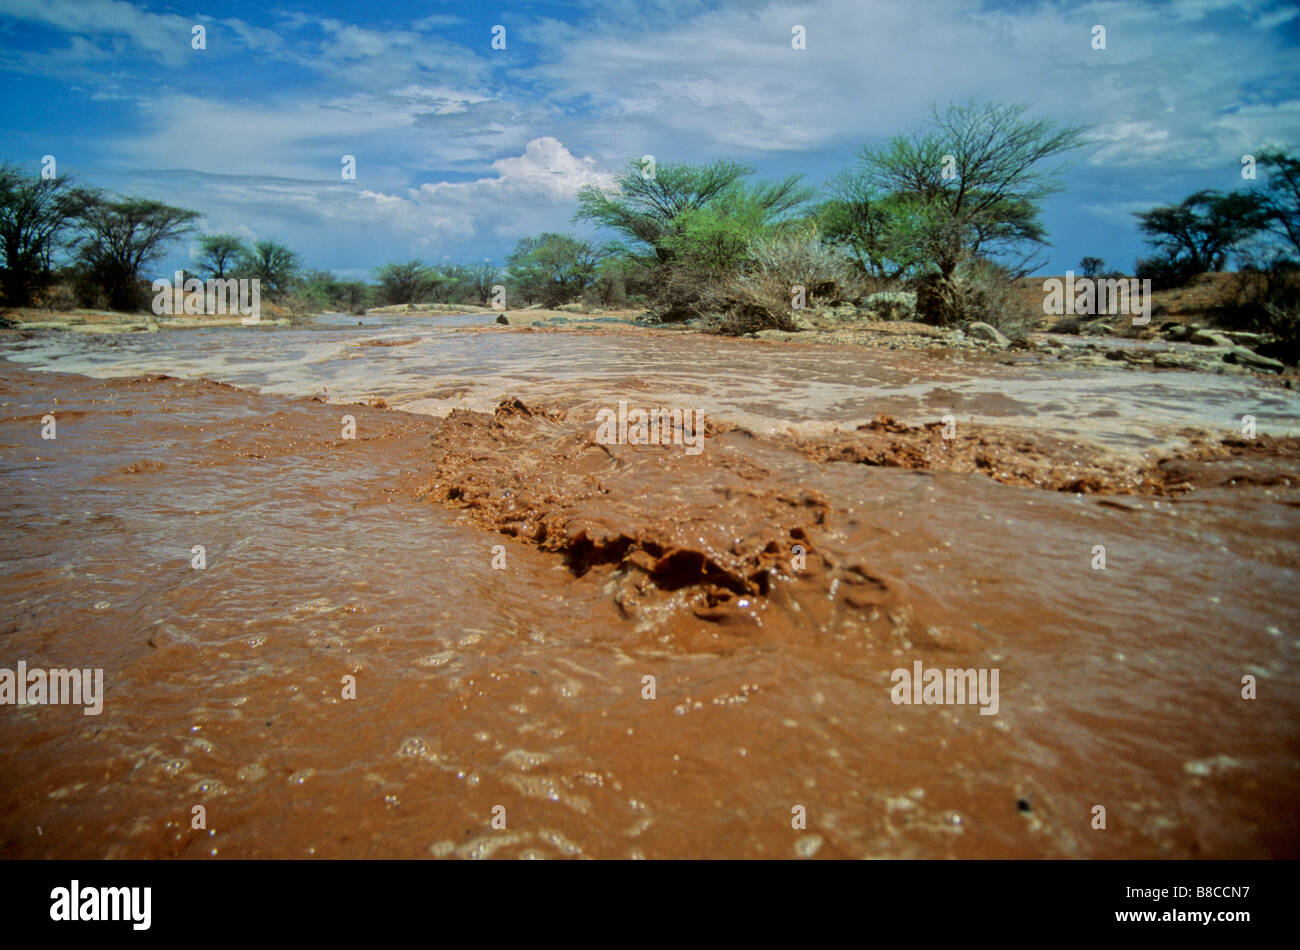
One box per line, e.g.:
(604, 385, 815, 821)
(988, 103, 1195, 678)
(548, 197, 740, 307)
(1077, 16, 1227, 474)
(0, 304, 644, 333)
(0, 308, 294, 332)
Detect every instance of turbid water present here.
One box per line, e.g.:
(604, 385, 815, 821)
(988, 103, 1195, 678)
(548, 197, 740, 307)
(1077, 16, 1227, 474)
(1, 316, 1297, 858)
(4, 314, 1297, 448)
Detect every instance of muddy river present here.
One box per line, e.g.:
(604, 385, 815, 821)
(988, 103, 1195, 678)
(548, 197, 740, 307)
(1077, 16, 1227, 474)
(1, 316, 1297, 858)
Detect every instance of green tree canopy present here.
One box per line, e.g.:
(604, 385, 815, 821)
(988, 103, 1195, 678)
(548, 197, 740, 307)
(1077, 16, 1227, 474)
(374, 258, 437, 305)
(238, 239, 301, 298)
(76, 194, 201, 311)
(1256, 147, 1300, 257)
(1135, 189, 1271, 274)
(197, 233, 247, 280)
(829, 101, 1088, 279)
(506, 233, 608, 306)
(0, 164, 89, 305)
(575, 159, 810, 263)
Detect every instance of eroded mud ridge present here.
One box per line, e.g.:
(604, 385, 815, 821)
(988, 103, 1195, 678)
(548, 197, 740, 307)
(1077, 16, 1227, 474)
(794, 415, 1300, 494)
(421, 397, 1300, 630)
(3, 368, 1299, 859)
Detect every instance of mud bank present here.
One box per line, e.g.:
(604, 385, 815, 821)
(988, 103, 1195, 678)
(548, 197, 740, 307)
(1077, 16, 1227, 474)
(3, 364, 1297, 859)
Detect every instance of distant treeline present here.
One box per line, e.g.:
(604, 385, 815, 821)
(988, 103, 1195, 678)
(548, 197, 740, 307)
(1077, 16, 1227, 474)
(1, 100, 1296, 337)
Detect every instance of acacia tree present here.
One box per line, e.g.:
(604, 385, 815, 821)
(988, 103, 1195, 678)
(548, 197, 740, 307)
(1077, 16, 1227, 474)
(831, 101, 1088, 282)
(818, 179, 925, 280)
(1135, 189, 1270, 275)
(238, 239, 300, 298)
(374, 258, 437, 305)
(506, 233, 608, 306)
(75, 195, 200, 311)
(0, 164, 88, 305)
(1255, 148, 1300, 257)
(197, 234, 246, 280)
(575, 159, 810, 264)
(468, 260, 500, 305)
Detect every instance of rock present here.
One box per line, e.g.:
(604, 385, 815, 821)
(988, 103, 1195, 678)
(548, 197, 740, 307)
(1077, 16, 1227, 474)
(1224, 346, 1285, 373)
(966, 322, 1010, 346)
(1152, 352, 1199, 370)
(863, 291, 917, 321)
(1163, 324, 1192, 341)
(495, 314, 509, 325)
(1222, 330, 1267, 346)
(1255, 339, 1300, 366)
(1189, 329, 1233, 347)
(1081, 320, 1115, 336)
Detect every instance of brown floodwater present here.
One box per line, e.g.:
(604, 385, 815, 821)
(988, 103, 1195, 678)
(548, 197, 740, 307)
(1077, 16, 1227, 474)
(1, 321, 1298, 858)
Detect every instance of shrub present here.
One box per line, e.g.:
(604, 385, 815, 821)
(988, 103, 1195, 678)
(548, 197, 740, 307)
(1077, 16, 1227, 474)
(1135, 253, 1199, 290)
(863, 291, 917, 321)
(914, 258, 1036, 338)
(648, 228, 867, 335)
(36, 279, 78, 312)
(375, 259, 437, 306)
(1226, 259, 1300, 350)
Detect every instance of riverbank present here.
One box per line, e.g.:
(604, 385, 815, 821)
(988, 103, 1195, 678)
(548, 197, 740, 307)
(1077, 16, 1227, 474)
(5, 299, 1294, 382)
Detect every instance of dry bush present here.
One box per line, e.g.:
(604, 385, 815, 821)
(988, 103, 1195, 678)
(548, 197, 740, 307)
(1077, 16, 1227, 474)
(739, 228, 867, 308)
(277, 293, 320, 323)
(34, 282, 79, 312)
(1228, 265, 1300, 345)
(915, 258, 1037, 339)
(652, 229, 868, 335)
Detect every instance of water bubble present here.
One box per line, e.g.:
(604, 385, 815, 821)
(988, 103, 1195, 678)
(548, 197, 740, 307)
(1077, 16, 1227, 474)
(397, 736, 440, 763)
(236, 763, 267, 783)
(191, 778, 228, 797)
(418, 651, 456, 668)
(795, 834, 823, 857)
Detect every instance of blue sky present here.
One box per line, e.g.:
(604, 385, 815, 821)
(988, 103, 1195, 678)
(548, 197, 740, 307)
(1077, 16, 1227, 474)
(1, 0, 1298, 280)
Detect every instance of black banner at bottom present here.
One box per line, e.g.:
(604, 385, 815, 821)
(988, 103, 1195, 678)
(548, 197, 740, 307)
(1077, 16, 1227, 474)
(0, 859, 1285, 939)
